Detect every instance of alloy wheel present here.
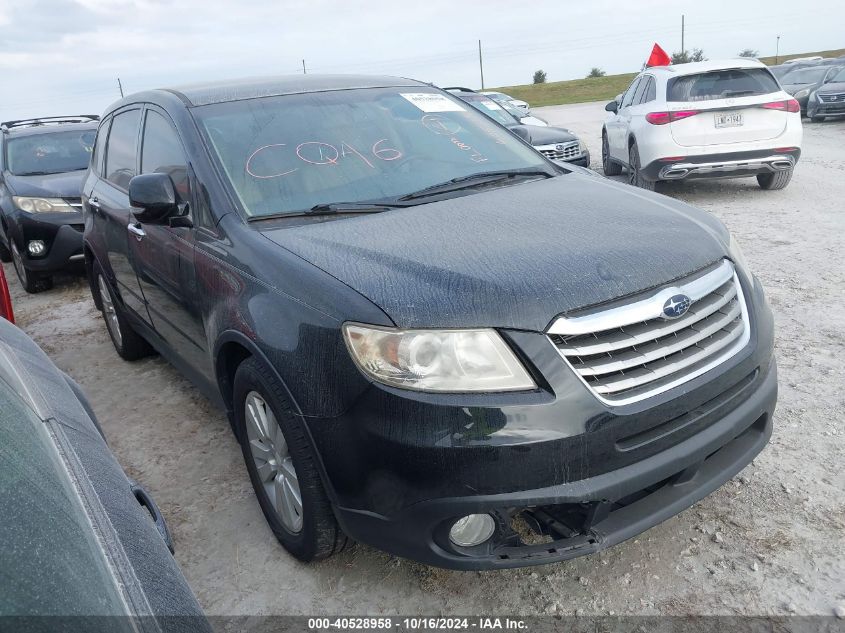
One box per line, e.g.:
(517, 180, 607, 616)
(244, 391, 303, 533)
(98, 274, 123, 348)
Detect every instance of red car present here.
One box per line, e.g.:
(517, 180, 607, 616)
(0, 264, 13, 322)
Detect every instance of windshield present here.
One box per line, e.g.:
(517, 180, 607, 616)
(831, 68, 845, 82)
(5, 129, 95, 176)
(783, 67, 828, 84)
(194, 87, 546, 218)
(667, 68, 780, 101)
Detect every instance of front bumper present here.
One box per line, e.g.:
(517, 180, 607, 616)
(335, 361, 775, 569)
(5, 210, 84, 273)
(808, 100, 845, 117)
(642, 148, 801, 182)
(308, 276, 776, 569)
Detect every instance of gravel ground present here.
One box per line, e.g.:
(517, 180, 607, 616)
(5, 102, 844, 617)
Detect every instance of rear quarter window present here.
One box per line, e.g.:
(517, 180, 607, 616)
(667, 68, 780, 102)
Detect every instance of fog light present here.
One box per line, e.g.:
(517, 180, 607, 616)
(449, 514, 495, 547)
(27, 240, 46, 256)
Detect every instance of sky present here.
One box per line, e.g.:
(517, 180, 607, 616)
(1, 0, 843, 122)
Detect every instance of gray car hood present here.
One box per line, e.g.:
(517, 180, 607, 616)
(260, 173, 730, 331)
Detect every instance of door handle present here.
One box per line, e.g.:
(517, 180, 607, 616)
(127, 222, 146, 240)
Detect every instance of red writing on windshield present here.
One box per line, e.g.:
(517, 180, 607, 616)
(245, 139, 403, 179)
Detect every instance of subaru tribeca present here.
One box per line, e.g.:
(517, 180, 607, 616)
(0, 116, 99, 292)
(83, 75, 776, 570)
(602, 59, 802, 191)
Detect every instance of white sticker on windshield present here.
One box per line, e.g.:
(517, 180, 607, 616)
(400, 93, 466, 112)
(481, 101, 503, 110)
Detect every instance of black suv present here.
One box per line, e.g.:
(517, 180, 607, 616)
(0, 116, 99, 292)
(83, 75, 776, 570)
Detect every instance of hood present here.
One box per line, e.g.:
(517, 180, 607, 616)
(817, 81, 845, 94)
(517, 124, 577, 146)
(3, 171, 86, 198)
(260, 174, 730, 331)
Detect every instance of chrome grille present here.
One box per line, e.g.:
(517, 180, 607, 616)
(538, 141, 581, 161)
(547, 260, 749, 405)
(818, 92, 845, 103)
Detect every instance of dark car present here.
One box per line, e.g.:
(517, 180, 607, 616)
(0, 116, 100, 293)
(82, 75, 776, 570)
(444, 87, 590, 166)
(807, 66, 845, 121)
(779, 64, 843, 115)
(0, 317, 210, 630)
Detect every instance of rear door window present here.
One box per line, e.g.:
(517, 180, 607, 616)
(640, 77, 656, 104)
(91, 117, 111, 176)
(105, 109, 141, 190)
(667, 68, 780, 102)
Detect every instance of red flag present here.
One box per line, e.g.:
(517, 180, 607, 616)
(646, 43, 672, 67)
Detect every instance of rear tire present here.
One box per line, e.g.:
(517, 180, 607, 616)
(602, 132, 622, 176)
(11, 242, 52, 294)
(628, 141, 657, 191)
(757, 168, 793, 190)
(93, 260, 154, 360)
(234, 357, 349, 562)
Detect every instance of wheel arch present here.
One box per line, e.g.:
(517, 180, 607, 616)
(213, 330, 305, 426)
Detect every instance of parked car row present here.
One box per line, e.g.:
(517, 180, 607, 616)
(444, 87, 589, 166)
(770, 55, 845, 122)
(4, 72, 776, 577)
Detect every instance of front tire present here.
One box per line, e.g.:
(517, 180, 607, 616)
(11, 241, 52, 293)
(234, 357, 348, 562)
(757, 168, 794, 190)
(628, 141, 657, 191)
(602, 132, 622, 176)
(93, 261, 154, 360)
(0, 239, 11, 263)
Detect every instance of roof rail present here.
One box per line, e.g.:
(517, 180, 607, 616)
(1, 115, 100, 132)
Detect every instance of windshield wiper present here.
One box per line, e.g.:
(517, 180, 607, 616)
(397, 169, 554, 202)
(14, 171, 56, 176)
(247, 202, 396, 222)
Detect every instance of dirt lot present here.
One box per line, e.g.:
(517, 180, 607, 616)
(5, 102, 844, 617)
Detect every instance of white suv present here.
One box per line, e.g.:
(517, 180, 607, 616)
(602, 59, 802, 191)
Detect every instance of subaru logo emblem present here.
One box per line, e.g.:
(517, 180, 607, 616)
(662, 294, 692, 319)
(555, 144, 564, 151)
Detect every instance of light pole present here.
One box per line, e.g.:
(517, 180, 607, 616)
(775, 35, 781, 64)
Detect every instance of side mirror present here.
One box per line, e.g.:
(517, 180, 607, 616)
(129, 173, 178, 224)
(605, 100, 619, 114)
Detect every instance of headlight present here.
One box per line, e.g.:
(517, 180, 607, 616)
(13, 196, 76, 213)
(793, 88, 810, 99)
(342, 323, 536, 392)
(729, 234, 754, 287)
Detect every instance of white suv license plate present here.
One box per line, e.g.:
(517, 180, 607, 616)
(715, 112, 743, 128)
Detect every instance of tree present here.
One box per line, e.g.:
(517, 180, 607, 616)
(738, 49, 759, 58)
(533, 70, 547, 84)
(671, 48, 707, 64)
(587, 67, 606, 78)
